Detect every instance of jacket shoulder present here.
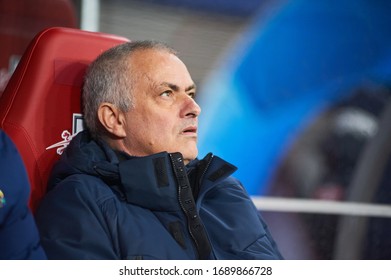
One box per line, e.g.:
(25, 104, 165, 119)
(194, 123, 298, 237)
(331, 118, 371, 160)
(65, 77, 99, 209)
(41, 173, 118, 208)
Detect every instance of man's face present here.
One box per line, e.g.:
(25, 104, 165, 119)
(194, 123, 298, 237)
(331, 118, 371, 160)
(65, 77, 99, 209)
(122, 49, 201, 164)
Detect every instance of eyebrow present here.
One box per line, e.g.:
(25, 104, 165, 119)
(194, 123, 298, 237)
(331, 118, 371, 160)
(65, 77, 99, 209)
(161, 82, 196, 92)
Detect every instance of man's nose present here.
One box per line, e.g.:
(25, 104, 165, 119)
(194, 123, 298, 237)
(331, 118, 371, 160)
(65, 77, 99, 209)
(182, 95, 201, 118)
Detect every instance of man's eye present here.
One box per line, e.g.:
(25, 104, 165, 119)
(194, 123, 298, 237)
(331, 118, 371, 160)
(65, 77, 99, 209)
(188, 92, 196, 99)
(160, 91, 171, 97)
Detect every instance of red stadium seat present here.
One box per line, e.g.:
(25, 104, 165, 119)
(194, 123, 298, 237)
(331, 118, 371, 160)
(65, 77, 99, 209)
(0, 27, 129, 212)
(0, 0, 78, 93)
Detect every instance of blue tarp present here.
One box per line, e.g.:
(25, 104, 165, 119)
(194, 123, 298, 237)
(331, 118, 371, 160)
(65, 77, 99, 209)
(197, 0, 391, 195)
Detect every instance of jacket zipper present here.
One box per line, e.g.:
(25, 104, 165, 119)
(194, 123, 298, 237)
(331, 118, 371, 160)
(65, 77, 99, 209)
(169, 153, 211, 259)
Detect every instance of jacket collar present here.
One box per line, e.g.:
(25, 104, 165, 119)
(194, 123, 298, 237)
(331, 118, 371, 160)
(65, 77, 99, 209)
(53, 131, 237, 211)
(117, 152, 181, 211)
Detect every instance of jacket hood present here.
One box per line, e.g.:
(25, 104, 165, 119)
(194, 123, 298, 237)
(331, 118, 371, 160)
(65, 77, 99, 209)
(47, 131, 119, 189)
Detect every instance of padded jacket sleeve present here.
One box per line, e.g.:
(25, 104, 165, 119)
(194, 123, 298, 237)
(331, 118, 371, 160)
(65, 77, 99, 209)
(35, 176, 121, 260)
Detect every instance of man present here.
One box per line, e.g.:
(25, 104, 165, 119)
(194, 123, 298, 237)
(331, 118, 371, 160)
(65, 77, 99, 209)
(0, 129, 46, 259)
(36, 41, 283, 260)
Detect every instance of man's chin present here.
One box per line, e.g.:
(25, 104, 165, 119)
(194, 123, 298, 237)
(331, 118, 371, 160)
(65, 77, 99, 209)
(182, 150, 198, 165)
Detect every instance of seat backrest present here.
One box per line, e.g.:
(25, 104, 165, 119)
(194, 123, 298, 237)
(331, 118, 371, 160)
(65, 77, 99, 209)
(0, 27, 129, 212)
(0, 0, 78, 93)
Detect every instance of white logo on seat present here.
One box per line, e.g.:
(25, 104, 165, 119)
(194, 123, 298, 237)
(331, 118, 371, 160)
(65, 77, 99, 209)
(46, 114, 84, 155)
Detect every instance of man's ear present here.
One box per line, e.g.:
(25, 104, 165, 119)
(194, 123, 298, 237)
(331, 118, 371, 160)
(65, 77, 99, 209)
(97, 102, 127, 138)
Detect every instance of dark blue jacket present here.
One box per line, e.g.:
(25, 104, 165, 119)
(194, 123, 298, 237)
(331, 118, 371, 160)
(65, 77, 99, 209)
(0, 130, 46, 259)
(36, 131, 283, 260)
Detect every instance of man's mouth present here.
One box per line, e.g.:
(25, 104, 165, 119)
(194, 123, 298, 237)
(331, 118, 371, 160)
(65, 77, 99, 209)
(182, 126, 197, 134)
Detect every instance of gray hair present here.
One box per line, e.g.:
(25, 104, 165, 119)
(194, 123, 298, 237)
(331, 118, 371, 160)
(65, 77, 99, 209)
(82, 40, 177, 140)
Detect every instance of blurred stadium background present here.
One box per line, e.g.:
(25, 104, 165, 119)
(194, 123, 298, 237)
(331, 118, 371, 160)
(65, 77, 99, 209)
(1, 0, 391, 260)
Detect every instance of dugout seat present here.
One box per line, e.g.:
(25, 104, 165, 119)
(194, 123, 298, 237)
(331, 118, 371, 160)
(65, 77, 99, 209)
(0, 0, 78, 93)
(0, 27, 129, 212)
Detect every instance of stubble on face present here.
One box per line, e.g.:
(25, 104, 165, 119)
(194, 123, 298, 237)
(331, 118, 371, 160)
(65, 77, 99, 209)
(120, 49, 200, 163)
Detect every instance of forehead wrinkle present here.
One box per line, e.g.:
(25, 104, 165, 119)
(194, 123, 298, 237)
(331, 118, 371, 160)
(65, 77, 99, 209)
(140, 69, 196, 94)
(141, 72, 159, 92)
